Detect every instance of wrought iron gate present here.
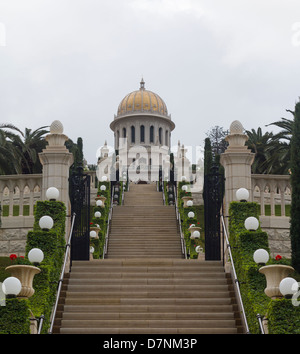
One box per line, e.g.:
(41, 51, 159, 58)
(203, 164, 224, 260)
(69, 167, 91, 261)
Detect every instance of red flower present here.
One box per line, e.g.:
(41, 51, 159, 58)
(19, 256, 24, 259)
(275, 255, 282, 261)
(9, 254, 17, 261)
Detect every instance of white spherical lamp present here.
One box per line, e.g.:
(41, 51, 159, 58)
(2, 277, 22, 297)
(46, 187, 60, 201)
(236, 188, 249, 202)
(187, 200, 193, 207)
(94, 211, 101, 218)
(191, 230, 200, 239)
(101, 176, 108, 182)
(90, 246, 95, 254)
(28, 248, 44, 265)
(195, 246, 203, 254)
(181, 176, 187, 182)
(96, 200, 103, 207)
(244, 217, 259, 231)
(253, 249, 269, 265)
(100, 185, 106, 191)
(90, 230, 97, 238)
(188, 211, 195, 218)
(279, 277, 298, 298)
(39, 215, 54, 231)
(182, 185, 188, 191)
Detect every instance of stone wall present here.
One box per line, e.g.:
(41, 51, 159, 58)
(0, 227, 31, 257)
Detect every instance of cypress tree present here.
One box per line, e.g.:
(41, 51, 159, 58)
(290, 101, 300, 272)
(204, 138, 213, 176)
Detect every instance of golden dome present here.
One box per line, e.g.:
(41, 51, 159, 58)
(116, 79, 169, 118)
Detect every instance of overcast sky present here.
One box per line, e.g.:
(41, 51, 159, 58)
(0, 0, 300, 164)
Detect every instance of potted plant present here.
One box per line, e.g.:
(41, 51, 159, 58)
(5, 254, 41, 299)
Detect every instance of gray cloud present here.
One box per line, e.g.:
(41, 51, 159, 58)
(0, 0, 299, 163)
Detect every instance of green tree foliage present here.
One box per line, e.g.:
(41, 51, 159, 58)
(0, 124, 49, 174)
(290, 102, 300, 272)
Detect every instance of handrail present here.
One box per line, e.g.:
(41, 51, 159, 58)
(256, 314, 266, 334)
(103, 184, 114, 259)
(221, 214, 250, 334)
(162, 182, 166, 205)
(174, 183, 187, 259)
(48, 212, 76, 334)
(37, 315, 45, 334)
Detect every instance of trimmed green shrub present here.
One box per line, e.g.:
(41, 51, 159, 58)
(0, 298, 31, 334)
(290, 102, 300, 273)
(229, 201, 270, 333)
(267, 299, 300, 334)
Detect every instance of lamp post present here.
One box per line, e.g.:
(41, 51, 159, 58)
(46, 187, 60, 201)
(39, 215, 54, 231)
(28, 248, 44, 266)
(236, 188, 249, 202)
(94, 211, 101, 218)
(253, 249, 269, 266)
(279, 277, 298, 299)
(2, 277, 22, 298)
(190, 230, 200, 239)
(244, 216, 259, 231)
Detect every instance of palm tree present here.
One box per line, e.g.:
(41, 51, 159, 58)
(0, 124, 49, 174)
(245, 127, 274, 174)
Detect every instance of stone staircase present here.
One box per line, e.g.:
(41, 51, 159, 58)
(107, 183, 182, 259)
(54, 183, 243, 334)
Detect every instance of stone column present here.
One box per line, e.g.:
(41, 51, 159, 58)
(39, 120, 74, 215)
(220, 120, 255, 217)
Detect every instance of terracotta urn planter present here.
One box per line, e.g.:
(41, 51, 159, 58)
(259, 264, 295, 299)
(181, 196, 194, 208)
(5, 265, 41, 298)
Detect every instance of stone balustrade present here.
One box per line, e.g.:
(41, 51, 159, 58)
(251, 174, 291, 216)
(0, 174, 42, 218)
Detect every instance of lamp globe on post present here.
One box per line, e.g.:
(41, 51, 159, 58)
(100, 185, 106, 191)
(96, 200, 103, 207)
(46, 187, 60, 201)
(182, 185, 188, 192)
(94, 211, 101, 218)
(90, 230, 97, 238)
(28, 248, 44, 266)
(191, 230, 200, 239)
(2, 277, 22, 298)
(253, 249, 269, 266)
(187, 200, 193, 207)
(279, 277, 298, 299)
(39, 216, 54, 231)
(244, 217, 259, 231)
(188, 211, 195, 218)
(236, 188, 249, 202)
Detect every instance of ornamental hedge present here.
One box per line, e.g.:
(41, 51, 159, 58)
(0, 200, 66, 334)
(229, 201, 300, 334)
(229, 201, 270, 333)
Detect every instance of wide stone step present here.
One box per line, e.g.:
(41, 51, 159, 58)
(63, 304, 236, 313)
(62, 311, 235, 320)
(64, 297, 233, 306)
(68, 277, 228, 285)
(59, 327, 237, 334)
(68, 272, 226, 281)
(60, 319, 236, 329)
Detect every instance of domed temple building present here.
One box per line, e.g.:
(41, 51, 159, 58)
(105, 79, 177, 182)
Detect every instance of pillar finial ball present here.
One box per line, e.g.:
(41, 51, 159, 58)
(50, 120, 64, 134)
(230, 120, 244, 135)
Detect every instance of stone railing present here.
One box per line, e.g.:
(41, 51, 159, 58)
(0, 174, 42, 218)
(251, 174, 291, 216)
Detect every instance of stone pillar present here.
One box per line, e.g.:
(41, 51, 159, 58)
(39, 120, 74, 215)
(220, 120, 255, 217)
